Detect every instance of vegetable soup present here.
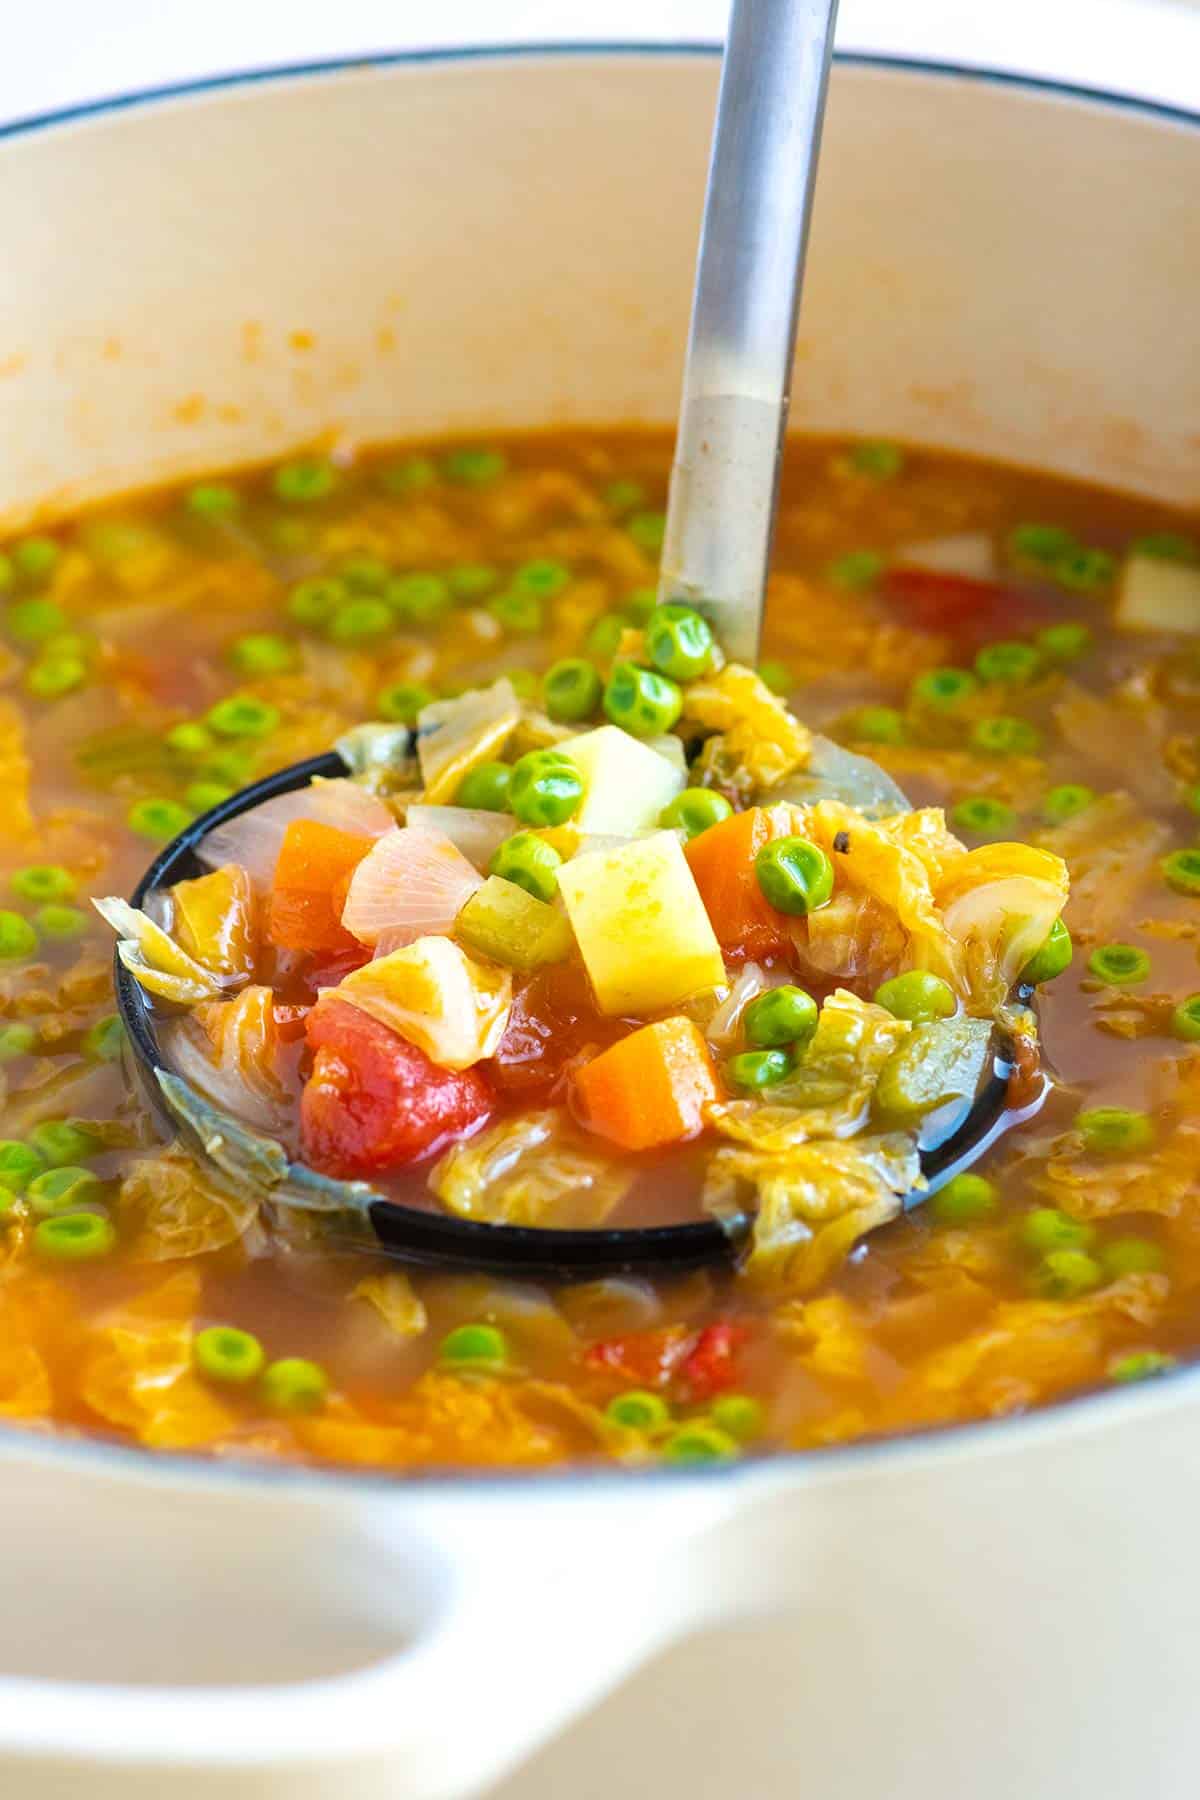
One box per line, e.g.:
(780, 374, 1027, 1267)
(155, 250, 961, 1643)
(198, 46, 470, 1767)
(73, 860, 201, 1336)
(2, 431, 1198, 1470)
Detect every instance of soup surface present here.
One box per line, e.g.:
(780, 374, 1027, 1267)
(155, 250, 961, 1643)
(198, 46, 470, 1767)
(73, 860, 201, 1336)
(1, 430, 1198, 1472)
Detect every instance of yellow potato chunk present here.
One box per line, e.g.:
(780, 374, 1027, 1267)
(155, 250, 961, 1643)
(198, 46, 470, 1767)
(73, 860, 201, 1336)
(556, 725, 684, 834)
(557, 831, 725, 1017)
(1116, 555, 1200, 634)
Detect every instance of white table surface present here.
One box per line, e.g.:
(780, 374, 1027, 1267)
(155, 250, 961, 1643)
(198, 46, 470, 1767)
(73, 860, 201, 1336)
(3, 0, 1198, 129)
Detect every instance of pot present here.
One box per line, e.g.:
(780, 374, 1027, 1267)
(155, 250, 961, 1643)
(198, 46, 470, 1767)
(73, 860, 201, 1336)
(0, 45, 1198, 1800)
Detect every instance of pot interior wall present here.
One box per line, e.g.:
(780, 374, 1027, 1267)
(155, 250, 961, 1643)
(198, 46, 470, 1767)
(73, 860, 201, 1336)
(0, 54, 1197, 526)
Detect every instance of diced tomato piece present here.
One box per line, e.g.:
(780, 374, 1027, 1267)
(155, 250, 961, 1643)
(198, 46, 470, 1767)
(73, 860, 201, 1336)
(490, 962, 622, 1103)
(680, 1322, 748, 1401)
(267, 820, 373, 956)
(300, 997, 494, 1175)
(883, 568, 1046, 648)
(585, 1326, 696, 1390)
(271, 1003, 311, 1043)
(301, 944, 374, 996)
(685, 807, 791, 963)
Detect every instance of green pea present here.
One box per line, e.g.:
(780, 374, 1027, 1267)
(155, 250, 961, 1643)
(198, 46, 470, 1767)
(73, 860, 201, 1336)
(12, 536, 61, 583)
(1170, 995, 1200, 1042)
(385, 573, 452, 623)
(0, 912, 38, 960)
(1007, 523, 1078, 569)
(1162, 849, 1200, 896)
(328, 599, 394, 645)
(873, 970, 957, 1023)
(827, 550, 885, 589)
(645, 603, 715, 682)
(1021, 918, 1073, 985)
(508, 751, 583, 829)
(1041, 783, 1095, 825)
(273, 457, 337, 504)
(1109, 1350, 1176, 1383)
(628, 511, 667, 555)
(1018, 1207, 1094, 1256)
(605, 1390, 671, 1431)
(30, 1120, 97, 1167)
(585, 614, 626, 659)
(1088, 943, 1150, 986)
(658, 788, 734, 841)
(377, 682, 434, 726)
(448, 564, 498, 601)
(846, 706, 906, 745)
(930, 1171, 998, 1226)
(754, 836, 834, 917)
(1033, 1248, 1103, 1298)
(0, 1142, 45, 1192)
(603, 661, 683, 737)
(849, 440, 904, 479)
(909, 667, 979, 710)
(1101, 1236, 1165, 1280)
(261, 1357, 329, 1413)
(439, 1322, 508, 1367)
(338, 553, 391, 594)
(662, 1424, 740, 1465)
(228, 633, 295, 676)
(512, 559, 571, 600)
(26, 1166, 102, 1216)
(603, 479, 646, 514)
(287, 575, 347, 627)
(206, 695, 279, 738)
(727, 1048, 795, 1091)
(33, 904, 88, 942)
(1054, 546, 1115, 595)
(7, 599, 68, 644)
(489, 834, 563, 904)
(971, 715, 1041, 757)
(0, 554, 11, 594)
(709, 1395, 765, 1442)
(193, 1325, 266, 1385)
(82, 1015, 125, 1063)
(507, 670, 539, 701)
(10, 864, 76, 903)
(0, 1023, 35, 1060)
(198, 748, 252, 788)
(487, 590, 543, 636)
(165, 721, 214, 758)
(379, 455, 437, 495)
(1077, 1106, 1155, 1157)
(25, 656, 86, 700)
(1035, 622, 1093, 663)
(1131, 531, 1198, 564)
(185, 782, 235, 813)
(974, 641, 1042, 685)
(543, 659, 603, 724)
(743, 985, 819, 1050)
(750, 661, 787, 697)
(456, 761, 513, 813)
(127, 798, 193, 842)
(185, 482, 240, 521)
(950, 796, 1017, 837)
(34, 1212, 115, 1261)
(442, 448, 506, 486)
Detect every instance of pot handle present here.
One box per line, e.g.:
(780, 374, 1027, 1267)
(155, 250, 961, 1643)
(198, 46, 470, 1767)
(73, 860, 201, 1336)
(0, 1457, 750, 1798)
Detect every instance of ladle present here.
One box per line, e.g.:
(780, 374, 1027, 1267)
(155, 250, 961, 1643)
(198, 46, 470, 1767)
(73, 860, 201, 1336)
(116, 0, 1034, 1276)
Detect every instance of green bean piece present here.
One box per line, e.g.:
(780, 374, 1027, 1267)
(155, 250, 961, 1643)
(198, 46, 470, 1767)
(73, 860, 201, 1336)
(0, 1141, 46, 1192)
(1041, 783, 1095, 825)
(29, 1120, 97, 1167)
(1170, 995, 1200, 1042)
(26, 1166, 103, 1217)
(193, 1325, 266, 1385)
(1087, 943, 1150, 986)
(909, 667, 978, 710)
(10, 864, 76, 903)
(1054, 546, 1115, 595)
(33, 904, 88, 942)
(971, 716, 1041, 757)
(34, 1213, 115, 1262)
(1162, 849, 1200, 896)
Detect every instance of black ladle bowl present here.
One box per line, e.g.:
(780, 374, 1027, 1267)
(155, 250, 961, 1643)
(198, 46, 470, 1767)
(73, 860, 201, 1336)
(115, 756, 1037, 1279)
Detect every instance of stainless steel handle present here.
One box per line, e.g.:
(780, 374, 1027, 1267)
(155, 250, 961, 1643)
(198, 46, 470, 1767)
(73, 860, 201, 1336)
(660, 0, 840, 664)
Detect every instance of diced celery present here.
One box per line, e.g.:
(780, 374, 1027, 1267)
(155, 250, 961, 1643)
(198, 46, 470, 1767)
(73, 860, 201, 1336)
(456, 875, 573, 972)
(872, 1018, 994, 1127)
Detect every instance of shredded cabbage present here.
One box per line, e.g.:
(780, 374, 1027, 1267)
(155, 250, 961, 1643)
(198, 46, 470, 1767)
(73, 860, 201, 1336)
(329, 935, 511, 1070)
(431, 1111, 633, 1228)
(93, 897, 225, 1006)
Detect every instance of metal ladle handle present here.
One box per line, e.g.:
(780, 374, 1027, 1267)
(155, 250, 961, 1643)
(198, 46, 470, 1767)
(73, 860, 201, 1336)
(658, 0, 840, 664)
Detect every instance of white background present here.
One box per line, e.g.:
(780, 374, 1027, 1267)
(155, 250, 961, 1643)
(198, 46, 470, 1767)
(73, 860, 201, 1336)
(2, 0, 1199, 127)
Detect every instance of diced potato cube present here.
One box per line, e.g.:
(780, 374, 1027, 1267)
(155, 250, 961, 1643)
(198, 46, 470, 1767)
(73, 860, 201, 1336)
(556, 725, 684, 834)
(1116, 555, 1200, 634)
(557, 831, 725, 1016)
(455, 876, 574, 973)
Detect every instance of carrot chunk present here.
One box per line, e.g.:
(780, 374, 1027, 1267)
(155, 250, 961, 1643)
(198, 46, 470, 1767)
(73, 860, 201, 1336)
(267, 820, 373, 954)
(684, 806, 791, 961)
(571, 1016, 723, 1152)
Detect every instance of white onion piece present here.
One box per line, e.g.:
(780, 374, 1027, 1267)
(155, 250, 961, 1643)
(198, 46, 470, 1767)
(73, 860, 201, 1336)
(895, 532, 997, 584)
(404, 805, 516, 871)
(196, 780, 392, 885)
(341, 826, 483, 951)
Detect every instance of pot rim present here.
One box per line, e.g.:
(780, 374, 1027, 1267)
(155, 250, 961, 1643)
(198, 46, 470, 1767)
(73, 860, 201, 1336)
(2, 40, 1197, 1503)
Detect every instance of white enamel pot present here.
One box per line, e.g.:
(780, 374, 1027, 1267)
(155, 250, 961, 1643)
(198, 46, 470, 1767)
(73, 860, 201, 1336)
(1, 45, 1200, 1800)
